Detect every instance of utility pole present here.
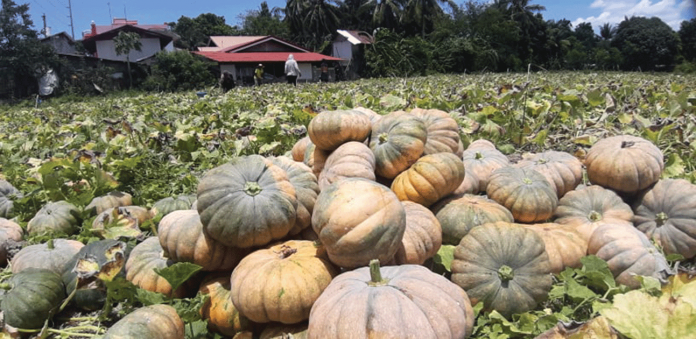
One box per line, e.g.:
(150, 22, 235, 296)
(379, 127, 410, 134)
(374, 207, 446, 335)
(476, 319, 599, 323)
(42, 13, 47, 37)
(67, 0, 75, 40)
(108, 2, 112, 23)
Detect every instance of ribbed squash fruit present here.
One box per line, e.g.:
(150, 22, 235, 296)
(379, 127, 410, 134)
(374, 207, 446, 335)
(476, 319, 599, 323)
(318, 141, 376, 191)
(312, 178, 406, 268)
(26, 200, 81, 236)
(199, 274, 254, 337)
(461, 140, 509, 190)
(587, 222, 671, 289)
(307, 260, 474, 339)
(432, 194, 514, 245)
(269, 156, 319, 235)
(158, 210, 245, 271)
(369, 112, 427, 179)
(353, 106, 382, 125)
(514, 151, 583, 198)
(391, 201, 442, 265)
(391, 152, 465, 207)
(453, 168, 480, 195)
(0, 218, 22, 266)
(451, 223, 552, 317)
(310, 147, 331, 179)
(0, 179, 20, 218)
(102, 304, 184, 339)
(150, 194, 196, 219)
(85, 191, 132, 215)
(554, 185, 634, 241)
(302, 140, 316, 168)
(197, 155, 298, 248)
(487, 166, 558, 223)
(0, 268, 66, 329)
(125, 237, 190, 298)
(292, 136, 312, 162)
(308, 109, 372, 151)
(230, 240, 338, 324)
(585, 135, 664, 195)
(408, 108, 462, 155)
(633, 179, 696, 259)
(519, 222, 587, 274)
(11, 238, 84, 274)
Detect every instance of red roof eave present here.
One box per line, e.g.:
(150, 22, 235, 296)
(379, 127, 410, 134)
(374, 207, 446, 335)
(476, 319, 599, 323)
(195, 51, 343, 63)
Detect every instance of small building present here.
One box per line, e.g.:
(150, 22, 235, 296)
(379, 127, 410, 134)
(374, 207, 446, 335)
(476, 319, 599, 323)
(80, 18, 176, 62)
(332, 30, 373, 79)
(195, 36, 342, 84)
(40, 32, 78, 55)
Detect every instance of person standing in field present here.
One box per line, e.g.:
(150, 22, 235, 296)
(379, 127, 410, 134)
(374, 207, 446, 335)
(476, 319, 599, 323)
(285, 54, 301, 86)
(254, 64, 264, 86)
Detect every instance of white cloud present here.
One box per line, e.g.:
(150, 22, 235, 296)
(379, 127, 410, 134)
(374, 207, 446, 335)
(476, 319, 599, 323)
(572, 0, 692, 30)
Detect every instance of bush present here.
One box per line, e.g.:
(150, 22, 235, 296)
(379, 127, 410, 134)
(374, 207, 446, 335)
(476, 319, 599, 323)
(142, 51, 217, 92)
(674, 61, 696, 74)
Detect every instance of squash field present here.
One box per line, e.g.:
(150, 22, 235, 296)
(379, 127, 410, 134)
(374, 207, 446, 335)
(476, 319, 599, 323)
(0, 72, 695, 338)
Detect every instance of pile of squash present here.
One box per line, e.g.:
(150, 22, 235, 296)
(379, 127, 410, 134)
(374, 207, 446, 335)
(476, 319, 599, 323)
(1, 107, 694, 338)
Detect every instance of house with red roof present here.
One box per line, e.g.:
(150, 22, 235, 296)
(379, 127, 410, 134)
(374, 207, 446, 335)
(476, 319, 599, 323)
(81, 18, 177, 62)
(195, 36, 342, 84)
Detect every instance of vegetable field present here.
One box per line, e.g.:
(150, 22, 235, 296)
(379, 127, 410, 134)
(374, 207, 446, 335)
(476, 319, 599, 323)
(0, 72, 695, 338)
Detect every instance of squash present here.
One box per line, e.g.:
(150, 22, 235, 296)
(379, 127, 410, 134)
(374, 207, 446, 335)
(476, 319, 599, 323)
(432, 194, 514, 245)
(85, 191, 132, 215)
(308, 109, 372, 151)
(554, 185, 634, 241)
(302, 141, 316, 168)
(587, 222, 671, 289)
(514, 151, 583, 198)
(519, 222, 587, 274)
(102, 304, 184, 339)
(307, 259, 474, 339)
(269, 156, 319, 235)
(453, 168, 480, 195)
(391, 152, 465, 207)
(92, 205, 152, 239)
(292, 136, 312, 162)
(353, 106, 382, 125)
(27, 200, 81, 236)
(633, 179, 696, 259)
(62, 239, 128, 311)
(486, 166, 558, 223)
(158, 210, 246, 271)
(408, 108, 462, 155)
(391, 201, 442, 265)
(0, 268, 66, 329)
(261, 322, 308, 339)
(197, 155, 298, 248)
(0, 218, 22, 266)
(199, 274, 254, 337)
(0, 179, 20, 218)
(451, 222, 552, 317)
(585, 135, 664, 195)
(369, 112, 428, 179)
(150, 194, 196, 219)
(11, 238, 84, 274)
(230, 240, 338, 324)
(461, 140, 509, 190)
(125, 237, 191, 298)
(317, 141, 376, 191)
(312, 178, 406, 268)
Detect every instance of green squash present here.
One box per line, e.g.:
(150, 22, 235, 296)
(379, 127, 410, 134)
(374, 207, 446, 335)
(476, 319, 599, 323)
(150, 194, 197, 219)
(268, 156, 319, 235)
(62, 239, 129, 311)
(0, 179, 21, 219)
(369, 112, 428, 179)
(451, 222, 552, 317)
(103, 304, 184, 338)
(197, 155, 298, 248)
(1, 268, 66, 329)
(85, 191, 132, 216)
(27, 200, 81, 236)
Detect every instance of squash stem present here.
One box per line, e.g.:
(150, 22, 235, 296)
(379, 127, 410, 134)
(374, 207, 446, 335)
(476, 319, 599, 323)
(498, 265, 514, 281)
(655, 212, 669, 226)
(378, 133, 389, 144)
(47, 239, 55, 250)
(0, 282, 11, 290)
(620, 141, 635, 148)
(475, 151, 483, 160)
(368, 259, 387, 286)
(244, 182, 262, 196)
(588, 211, 602, 222)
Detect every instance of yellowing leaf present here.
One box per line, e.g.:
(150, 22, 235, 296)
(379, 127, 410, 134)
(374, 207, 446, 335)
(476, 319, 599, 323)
(662, 153, 685, 178)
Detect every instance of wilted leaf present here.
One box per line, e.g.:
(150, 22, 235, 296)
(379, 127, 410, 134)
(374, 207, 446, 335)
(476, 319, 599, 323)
(572, 135, 597, 146)
(379, 94, 406, 109)
(433, 245, 455, 272)
(662, 153, 685, 178)
(536, 316, 617, 339)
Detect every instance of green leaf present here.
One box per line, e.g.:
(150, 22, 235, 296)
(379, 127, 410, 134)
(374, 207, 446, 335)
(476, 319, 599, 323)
(587, 90, 604, 107)
(433, 245, 455, 272)
(579, 255, 616, 290)
(663, 153, 685, 178)
(154, 262, 202, 292)
(379, 94, 406, 109)
(566, 278, 599, 302)
(135, 288, 167, 305)
(184, 319, 210, 339)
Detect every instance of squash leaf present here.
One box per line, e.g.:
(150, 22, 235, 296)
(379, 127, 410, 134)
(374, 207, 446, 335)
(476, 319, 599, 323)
(432, 245, 455, 272)
(154, 262, 202, 292)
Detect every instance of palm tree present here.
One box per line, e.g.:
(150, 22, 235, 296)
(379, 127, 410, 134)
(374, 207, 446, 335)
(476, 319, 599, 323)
(599, 23, 617, 40)
(404, 0, 457, 37)
(362, 0, 407, 31)
(284, 0, 342, 50)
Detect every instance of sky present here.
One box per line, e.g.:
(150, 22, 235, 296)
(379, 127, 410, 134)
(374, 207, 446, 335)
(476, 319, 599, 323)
(18, 0, 696, 40)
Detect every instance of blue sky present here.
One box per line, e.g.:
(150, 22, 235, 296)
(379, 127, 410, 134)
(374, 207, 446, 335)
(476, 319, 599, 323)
(19, 0, 696, 40)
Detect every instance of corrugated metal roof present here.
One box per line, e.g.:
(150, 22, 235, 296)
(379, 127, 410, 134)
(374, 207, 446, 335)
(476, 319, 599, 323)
(336, 30, 374, 45)
(207, 36, 266, 51)
(195, 51, 342, 63)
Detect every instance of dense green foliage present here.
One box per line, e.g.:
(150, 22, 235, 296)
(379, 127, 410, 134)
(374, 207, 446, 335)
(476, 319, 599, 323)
(612, 16, 679, 71)
(141, 51, 218, 92)
(168, 13, 241, 51)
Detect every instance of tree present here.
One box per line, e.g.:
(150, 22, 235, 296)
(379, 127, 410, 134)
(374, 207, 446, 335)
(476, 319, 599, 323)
(363, 0, 407, 32)
(283, 0, 342, 51)
(403, 0, 456, 37)
(599, 22, 616, 40)
(141, 51, 216, 92)
(0, 0, 60, 98)
(113, 31, 142, 88)
(169, 13, 240, 50)
(339, 0, 373, 31)
(679, 18, 696, 62)
(239, 2, 290, 38)
(574, 22, 597, 50)
(612, 16, 678, 71)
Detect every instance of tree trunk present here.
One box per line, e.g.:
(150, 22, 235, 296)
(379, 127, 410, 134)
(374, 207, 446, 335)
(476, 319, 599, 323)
(126, 56, 133, 88)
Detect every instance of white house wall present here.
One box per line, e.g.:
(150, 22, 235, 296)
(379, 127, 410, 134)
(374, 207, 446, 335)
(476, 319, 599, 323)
(332, 41, 353, 65)
(298, 63, 312, 80)
(96, 37, 162, 61)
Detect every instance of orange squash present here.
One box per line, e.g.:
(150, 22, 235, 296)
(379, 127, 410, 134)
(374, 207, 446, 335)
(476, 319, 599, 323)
(318, 141, 376, 191)
(520, 222, 587, 274)
(391, 201, 442, 265)
(199, 274, 254, 337)
(308, 110, 372, 151)
(514, 151, 583, 198)
(390, 152, 465, 207)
